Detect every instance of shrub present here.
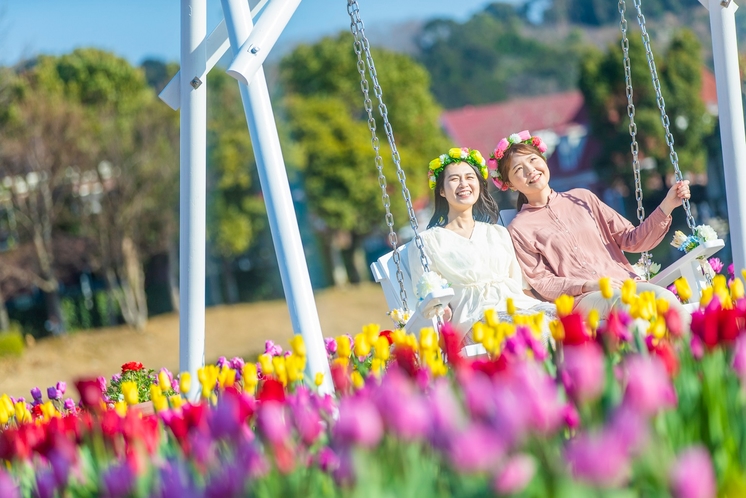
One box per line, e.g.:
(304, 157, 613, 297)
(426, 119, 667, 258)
(0, 323, 24, 358)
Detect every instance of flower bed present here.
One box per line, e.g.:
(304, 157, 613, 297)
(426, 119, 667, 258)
(1, 276, 746, 496)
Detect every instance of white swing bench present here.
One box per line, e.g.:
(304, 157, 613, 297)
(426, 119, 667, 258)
(371, 209, 724, 338)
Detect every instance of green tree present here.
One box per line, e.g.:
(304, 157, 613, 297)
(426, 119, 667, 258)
(280, 34, 448, 285)
(579, 29, 713, 192)
(546, 0, 699, 25)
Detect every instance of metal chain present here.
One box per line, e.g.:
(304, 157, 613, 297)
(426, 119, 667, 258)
(347, 1, 409, 311)
(632, 0, 696, 230)
(618, 0, 652, 279)
(347, 0, 432, 306)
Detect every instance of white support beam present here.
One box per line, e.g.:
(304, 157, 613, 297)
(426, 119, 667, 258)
(226, 0, 301, 86)
(220, 0, 334, 395)
(706, 0, 746, 273)
(160, 0, 269, 110)
(179, 0, 208, 399)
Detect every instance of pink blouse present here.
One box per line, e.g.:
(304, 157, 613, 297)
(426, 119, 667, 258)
(507, 189, 672, 301)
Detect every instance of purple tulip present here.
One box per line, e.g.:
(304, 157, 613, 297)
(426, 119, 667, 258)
(562, 343, 605, 404)
(264, 340, 283, 357)
(257, 402, 290, 445)
(35, 470, 57, 498)
(290, 401, 323, 446)
(493, 453, 537, 495)
(55, 382, 66, 396)
(30, 387, 43, 402)
(373, 369, 430, 440)
(63, 398, 76, 412)
(48, 449, 71, 488)
(448, 423, 506, 473)
(334, 396, 383, 448)
(111, 373, 122, 383)
(690, 335, 705, 360)
(565, 429, 630, 487)
(47, 387, 61, 401)
(462, 370, 495, 420)
(97, 376, 107, 393)
(622, 355, 677, 416)
(324, 337, 337, 355)
(733, 335, 746, 379)
(513, 362, 565, 435)
(427, 378, 466, 449)
(102, 463, 133, 498)
(0, 469, 19, 498)
(216, 356, 229, 369)
(208, 393, 242, 440)
(205, 463, 244, 498)
(235, 440, 269, 479)
(670, 446, 716, 498)
(158, 460, 200, 498)
(317, 447, 340, 473)
(562, 404, 580, 429)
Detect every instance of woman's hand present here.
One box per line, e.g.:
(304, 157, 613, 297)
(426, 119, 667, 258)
(442, 305, 453, 322)
(582, 278, 624, 293)
(660, 180, 691, 215)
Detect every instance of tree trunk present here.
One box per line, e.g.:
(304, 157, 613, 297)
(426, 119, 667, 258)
(342, 233, 369, 284)
(329, 231, 349, 287)
(222, 258, 240, 304)
(122, 236, 148, 330)
(44, 290, 65, 335)
(0, 286, 9, 332)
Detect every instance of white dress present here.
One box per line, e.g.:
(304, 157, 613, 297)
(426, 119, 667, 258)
(408, 222, 554, 336)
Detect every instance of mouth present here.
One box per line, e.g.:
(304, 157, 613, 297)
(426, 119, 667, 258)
(455, 188, 473, 198)
(527, 172, 542, 185)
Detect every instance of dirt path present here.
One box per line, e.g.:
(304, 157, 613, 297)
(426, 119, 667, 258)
(0, 283, 391, 399)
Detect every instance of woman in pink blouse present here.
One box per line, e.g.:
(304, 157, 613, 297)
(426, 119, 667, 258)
(486, 130, 690, 320)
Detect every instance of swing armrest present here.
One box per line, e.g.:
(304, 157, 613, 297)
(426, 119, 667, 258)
(650, 239, 725, 288)
(416, 288, 455, 319)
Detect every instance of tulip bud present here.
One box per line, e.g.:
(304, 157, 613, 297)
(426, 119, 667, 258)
(621, 279, 637, 305)
(599, 277, 613, 299)
(674, 277, 692, 303)
(730, 278, 745, 300)
(555, 294, 575, 317)
(506, 297, 516, 316)
(178, 372, 191, 395)
(314, 372, 324, 387)
(158, 371, 171, 393)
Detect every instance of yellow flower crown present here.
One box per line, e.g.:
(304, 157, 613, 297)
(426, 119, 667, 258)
(428, 147, 488, 190)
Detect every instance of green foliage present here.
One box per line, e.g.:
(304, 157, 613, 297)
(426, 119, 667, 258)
(545, 0, 700, 25)
(0, 323, 24, 358)
(416, 9, 584, 108)
(279, 34, 447, 237)
(579, 29, 713, 188)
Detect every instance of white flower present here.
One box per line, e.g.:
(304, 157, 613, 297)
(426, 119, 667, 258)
(509, 133, 522, 144)
(695, 224, 718, 242)
(670, 230, 688, 249)
(416, 271, 449, 300)
(649, 262, 661, 275)
(460, 149, 468, 159)
(631, 262, 647, 278)
(439, 154, 448, 163)
(388, 308, 411, 328)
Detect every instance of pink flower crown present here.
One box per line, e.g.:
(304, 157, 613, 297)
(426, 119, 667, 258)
(487, 130, 548, 191)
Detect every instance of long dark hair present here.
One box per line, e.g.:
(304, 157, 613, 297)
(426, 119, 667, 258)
(496, 143, 545, 212)
(427, 162, 499, 228)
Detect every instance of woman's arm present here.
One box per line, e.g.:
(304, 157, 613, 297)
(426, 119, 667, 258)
(509, 227, 587, 301)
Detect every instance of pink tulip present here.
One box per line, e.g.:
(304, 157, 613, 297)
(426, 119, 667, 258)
(334, 396, 383, 448)
(493, 453, 537, 495)
(562, 343, 605, 403)
(448, 423, 506, 473)
(622, 355, 677, 416)
(565, 429, 630, 487)
(732, 334, 746, 379)
(256, 402, 289, 445)
(670, 446, 716, 498)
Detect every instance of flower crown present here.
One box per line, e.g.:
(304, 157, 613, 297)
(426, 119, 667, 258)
(428, 147, 488, 190)
(487, 130, 548, 191)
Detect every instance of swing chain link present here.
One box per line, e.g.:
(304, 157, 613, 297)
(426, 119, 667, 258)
(348, 0, 431, 312)
(632, 0, 697, 231)
(618, 0, 652, 280)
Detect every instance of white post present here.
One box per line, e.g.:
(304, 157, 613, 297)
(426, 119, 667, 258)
(220, 0, 334, 394)
(179, 0, 207, 398)
(706, 0, 746, 273)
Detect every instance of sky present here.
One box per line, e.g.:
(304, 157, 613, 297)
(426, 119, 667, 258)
(0, 0, 508, 66)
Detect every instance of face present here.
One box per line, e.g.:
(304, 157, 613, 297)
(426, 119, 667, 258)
(439, 161, 481, 208)
(506, 152, 550, 194)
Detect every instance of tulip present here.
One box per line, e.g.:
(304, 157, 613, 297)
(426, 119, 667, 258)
(506, 297, 516, 315)
(102, 463, 134, 498)
(670, 446, 715, 498)
(242, 364, 258, 393)
(587, 309, 600, 331)
(673, 277, 692, 303)
(598, 277, 613, 299)
(55, 382, 66, 396)
(289, 335, 306, 357)
(121, 381, 139, 406)
(336, 335, 352, 358)
(565, 430, 630, 487)
(314, 372, 324, 387)
(353, 333, 371, 357)
(731, 278, 745, 300)
(178, 372, 191, 395)
(448, 423, 505, 473)
(554, 295, 574, 317)
(732, 335, 746, 379)
(562, 343, 605, 403)
(324, 337, 337, 355)
(362, 323, 380, 345)
(334, 396, 383, 448)
(257, 354, 274, 376)
(158, 371, 171, 393)
(264, 340, 283, 357)
(622, 355, 676, 416)
(621, 279, 637, 305)
(30, 387, 42, 403)
(493, 454, 537, 495)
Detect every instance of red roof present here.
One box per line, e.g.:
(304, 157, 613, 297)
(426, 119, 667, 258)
(701, 66, 718, 113)
(441, 91, 586, 156)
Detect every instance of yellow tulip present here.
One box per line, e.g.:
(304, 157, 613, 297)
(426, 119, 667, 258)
(179, 372, 191, 395)
(599, 277, 613, 299)
(153, 395, 169, 413)
(363, 324, 380, 345)
(353, 333, 371, 357)
(289, 335, 306, 357)
(273, 356, 288, 386)
(218, 366, 236, 388)
(242, 364, 258, 392)
(391, 329, 407, 346)
(314, 372, 324, 387)
(1, 395, 14, 417)
(472, 322, 486, 343)
(169, 395, 183, 410)
(731, 278, 745, 300)
(621, 279, 637, 305)
(351, 371, 364, 390)
(482, 335, 497, 355)
(150, 385, 162, 402)
(675, 277, 692, 303)
(0, 405, 8, 425)
(638, 291, 657, 321)
(336, 335, 352, 358)
(419, 327, 436, 351)
(656, 298, 670, 315)
(114, 401, 127, 417)
(371, 358, 384, 377)
(549, 320, 564, 341)
(713, 274, 727, 292)
(700, 287, 714, 308)
(121, 381, 139, 406)
(374, 336, 390, 361)
(258, 354, 274, 375)
(158, 371, 171, 393)
(587, 309, 600, 331)
(484, 308, 499, 327)
(554, 295, 574, 317)
(649, 318, 667, 340)
(506, 297, 516, 316)
(333, 357, 350, 368)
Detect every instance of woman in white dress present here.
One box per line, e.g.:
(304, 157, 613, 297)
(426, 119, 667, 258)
(408, 147, 552, 343)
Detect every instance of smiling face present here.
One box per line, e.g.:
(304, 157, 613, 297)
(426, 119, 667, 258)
(505, 151, 551, 195)
(439, 161, 481, 209)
